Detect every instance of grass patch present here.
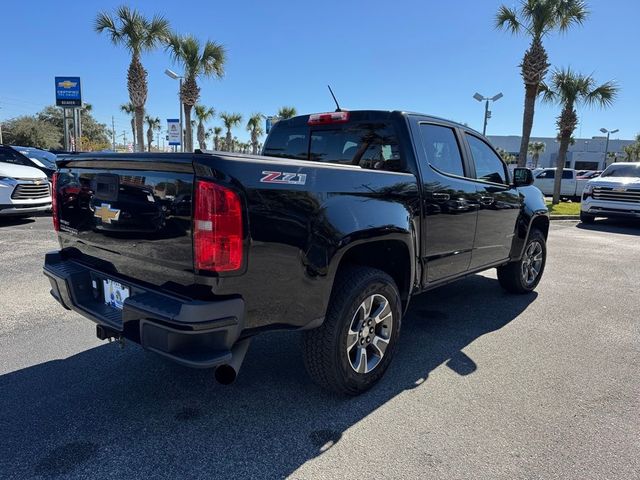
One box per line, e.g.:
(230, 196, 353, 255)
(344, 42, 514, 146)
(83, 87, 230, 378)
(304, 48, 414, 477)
(546, 201, 581, 216)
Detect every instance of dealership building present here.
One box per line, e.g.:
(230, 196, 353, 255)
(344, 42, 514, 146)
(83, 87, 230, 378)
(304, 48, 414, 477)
(487, 134, 636, 171)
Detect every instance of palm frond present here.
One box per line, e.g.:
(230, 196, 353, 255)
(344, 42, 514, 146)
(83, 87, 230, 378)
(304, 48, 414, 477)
(556, 0, 589, 33)
(145, 15, 171, 48)
(584, 81, 619, 109)
(201, 41, 226, 78)
(95, 11, 123, 44)
(495, 5, 521, 34)
(538, 81, 556, 104)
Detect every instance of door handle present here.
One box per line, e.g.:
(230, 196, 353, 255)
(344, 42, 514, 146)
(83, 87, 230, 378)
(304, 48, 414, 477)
(479, 195, 494, 205)
(432, 192, 450, 202)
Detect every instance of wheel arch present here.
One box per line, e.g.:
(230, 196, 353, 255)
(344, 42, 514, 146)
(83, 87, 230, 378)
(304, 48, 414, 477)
(332, 238, 414, 312)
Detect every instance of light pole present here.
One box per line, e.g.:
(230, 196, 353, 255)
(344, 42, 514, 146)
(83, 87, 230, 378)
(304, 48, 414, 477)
(600, 127, 619, 167)
(473, 92, 503, 136)
(165, 69, 184, 152)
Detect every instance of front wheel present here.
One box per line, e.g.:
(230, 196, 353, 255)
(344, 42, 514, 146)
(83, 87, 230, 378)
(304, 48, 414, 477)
(302, 266, 402, 395)
(497, 228, 546, 294)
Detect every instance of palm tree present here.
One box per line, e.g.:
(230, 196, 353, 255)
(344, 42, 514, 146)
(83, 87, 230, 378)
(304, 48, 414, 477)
(246, 113, 264, 155)
(145, 115, 160, 151)
(194, 105, 215, 150)
(528, 141, 546, 168)
(120, 103, 136, 147)
(211, 126, 223, 150)
(95, 6, 170, 152)
(166, 33, 225, 152)
(219, 112, 242, 151)
(540, 67, 618, 204)
(496, 0, 589, 166)
(278, 106, 297, 119)
(623, 144, 640, 162)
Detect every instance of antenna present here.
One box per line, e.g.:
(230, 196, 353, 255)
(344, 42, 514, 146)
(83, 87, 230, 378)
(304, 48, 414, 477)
(327, 85, 342, 112)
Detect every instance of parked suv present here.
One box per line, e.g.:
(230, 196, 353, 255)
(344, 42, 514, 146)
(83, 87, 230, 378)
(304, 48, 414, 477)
(11, 146, 57, 179)
(0, 149, 52, 218)
(580, 162, 640, 223)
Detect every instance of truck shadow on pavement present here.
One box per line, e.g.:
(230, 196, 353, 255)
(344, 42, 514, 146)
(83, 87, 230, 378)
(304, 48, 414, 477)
(0, 217, 36, 228)
(576, 219, 640, 235)
(0, 274, 536, 479)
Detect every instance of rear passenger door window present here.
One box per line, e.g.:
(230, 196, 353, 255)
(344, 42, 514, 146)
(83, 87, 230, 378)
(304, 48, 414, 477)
(465, 134, 507, 185)
(418, 124, 465, 177)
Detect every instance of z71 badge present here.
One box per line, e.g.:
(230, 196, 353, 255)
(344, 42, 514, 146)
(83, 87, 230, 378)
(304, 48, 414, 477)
(260, 171, 307, 185)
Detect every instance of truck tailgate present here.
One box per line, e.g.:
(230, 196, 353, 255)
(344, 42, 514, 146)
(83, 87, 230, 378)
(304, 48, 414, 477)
(55, 156, 195, 292)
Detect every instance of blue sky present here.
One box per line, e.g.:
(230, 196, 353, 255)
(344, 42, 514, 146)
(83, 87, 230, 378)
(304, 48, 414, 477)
(1, 0, 638, 144)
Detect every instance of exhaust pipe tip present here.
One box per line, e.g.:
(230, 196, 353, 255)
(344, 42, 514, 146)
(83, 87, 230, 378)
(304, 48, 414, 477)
(215, 364, 237, 385)
(214, 338, 252, 385)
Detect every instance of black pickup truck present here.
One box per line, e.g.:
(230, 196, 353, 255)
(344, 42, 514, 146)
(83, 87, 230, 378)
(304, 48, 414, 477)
(44, 110, 549, 395)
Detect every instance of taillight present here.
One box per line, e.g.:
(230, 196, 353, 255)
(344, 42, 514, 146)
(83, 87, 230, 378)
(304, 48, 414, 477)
(194, 180, 243, 272)
(51, 172, 59, 232)
(307, 111, 350, 125)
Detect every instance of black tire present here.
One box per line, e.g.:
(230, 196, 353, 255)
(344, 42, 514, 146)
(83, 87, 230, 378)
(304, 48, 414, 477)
(580, 211, 595, 224)
(497, 228, 546, 294)
(302, 266, 402, 395)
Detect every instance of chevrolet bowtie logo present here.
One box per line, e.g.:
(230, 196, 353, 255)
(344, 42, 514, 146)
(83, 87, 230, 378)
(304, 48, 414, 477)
(94, 203, 120, 224)
(58, 80, 77, 89)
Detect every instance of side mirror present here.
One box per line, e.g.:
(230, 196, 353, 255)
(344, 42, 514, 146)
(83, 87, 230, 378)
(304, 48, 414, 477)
(513, 167, 534, 187)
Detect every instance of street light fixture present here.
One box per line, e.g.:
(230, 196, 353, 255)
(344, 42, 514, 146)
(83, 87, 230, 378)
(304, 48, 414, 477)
(473, 92, 503, 136)
(600, 127, 619, 166)
(165, 68, 184, 152)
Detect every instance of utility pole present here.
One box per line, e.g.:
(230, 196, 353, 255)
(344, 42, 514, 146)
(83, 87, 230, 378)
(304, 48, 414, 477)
(112, 116, 116, 151)
(122, 130, 127, 151)
(0, 103, 3, 144)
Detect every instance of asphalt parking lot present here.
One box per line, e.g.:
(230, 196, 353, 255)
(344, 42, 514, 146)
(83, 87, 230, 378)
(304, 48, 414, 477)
(0, 216, 638, 479)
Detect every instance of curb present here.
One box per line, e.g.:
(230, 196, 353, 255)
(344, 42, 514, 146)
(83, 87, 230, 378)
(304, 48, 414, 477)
(549, 215, 580, 221)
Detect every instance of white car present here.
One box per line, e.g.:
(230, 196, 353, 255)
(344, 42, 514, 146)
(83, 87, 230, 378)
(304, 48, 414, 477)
(580, 162, 640, 223)
(0, 162, 52, 218)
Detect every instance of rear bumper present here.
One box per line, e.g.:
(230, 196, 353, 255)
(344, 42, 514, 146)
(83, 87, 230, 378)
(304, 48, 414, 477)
(43, 251, 245, 368)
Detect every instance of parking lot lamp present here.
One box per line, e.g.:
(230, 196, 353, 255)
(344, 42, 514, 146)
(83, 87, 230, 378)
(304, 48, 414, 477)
(474, 92, 503, 136)
(165, 69, 184, 152)
(600, 128, 619, 168)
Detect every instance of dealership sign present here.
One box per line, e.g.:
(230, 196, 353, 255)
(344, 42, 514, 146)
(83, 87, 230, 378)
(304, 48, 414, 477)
(55, 76, 82, 107)
(167, 119, 181, 145)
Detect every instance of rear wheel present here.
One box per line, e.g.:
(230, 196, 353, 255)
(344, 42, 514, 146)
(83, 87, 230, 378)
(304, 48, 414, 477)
(497, 228, 546, 294)
(580, 211, 595, 224)
(302, 266, 401, 395)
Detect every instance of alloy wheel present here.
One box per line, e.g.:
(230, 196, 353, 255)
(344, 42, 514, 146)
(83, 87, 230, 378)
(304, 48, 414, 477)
(346, 294, 393, 374)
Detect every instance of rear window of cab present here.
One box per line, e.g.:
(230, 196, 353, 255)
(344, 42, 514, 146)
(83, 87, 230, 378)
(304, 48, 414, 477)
(262, 121, 403, 171)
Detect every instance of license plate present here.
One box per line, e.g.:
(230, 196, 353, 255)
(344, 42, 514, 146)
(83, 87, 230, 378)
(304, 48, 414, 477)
(103, 279, 130, 310)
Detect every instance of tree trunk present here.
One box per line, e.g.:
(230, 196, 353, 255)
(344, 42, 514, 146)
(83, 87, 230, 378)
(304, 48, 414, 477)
(553, 136, 571, 205)
(183, 104, 193, 152)
(147, 127, 153, 152)
(134, 107, 145, 152)
(127, 55, 148, 153)
(251, 130, 258, 155)
(130, 118, 136, 148)
(518, 83, 538, 167)
(197, 121, 206, 150)
(226, 130, 232, 151)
